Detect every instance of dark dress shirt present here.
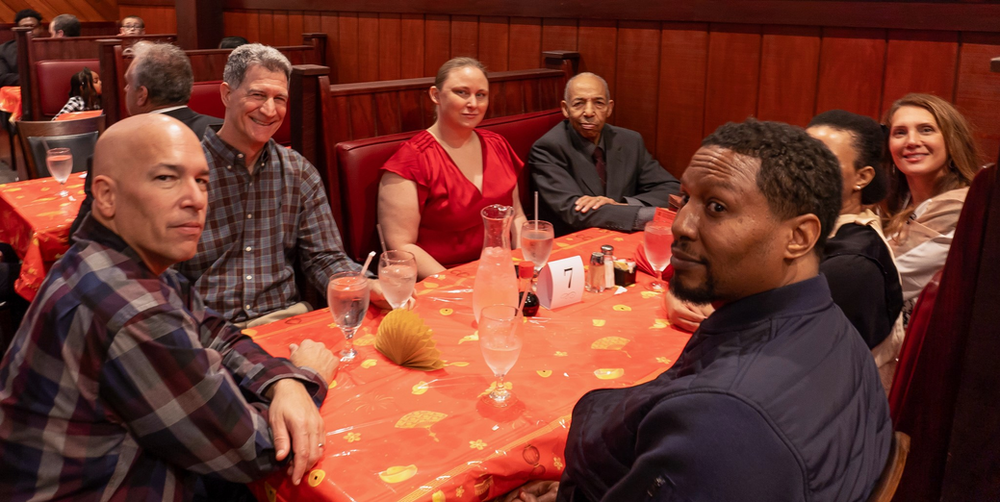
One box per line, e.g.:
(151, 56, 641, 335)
(0, 215, 326, 501)
(821, 223, 903, 348)
(530, 120, 680, 235)
(557, 275, 892, 502)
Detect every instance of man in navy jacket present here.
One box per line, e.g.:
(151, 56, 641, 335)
(515, 119, 892, 502)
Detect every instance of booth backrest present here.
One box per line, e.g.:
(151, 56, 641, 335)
(334, 109, 564, 262)
(185, 80, 292, 145)
(36, 59, 99, 117)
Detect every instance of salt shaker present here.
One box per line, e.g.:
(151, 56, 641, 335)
(586, 252, 606, 293)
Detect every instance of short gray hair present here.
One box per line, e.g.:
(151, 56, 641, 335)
(51, 14, 80, 37)
(564, 72, 610, 102)
(223, 43, 292, 89)
(130, 42, 193, 106)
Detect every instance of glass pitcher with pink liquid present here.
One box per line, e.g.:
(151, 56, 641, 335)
(472, 204, 519, 324)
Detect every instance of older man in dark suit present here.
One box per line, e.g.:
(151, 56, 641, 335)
(529, 72, 680, 236)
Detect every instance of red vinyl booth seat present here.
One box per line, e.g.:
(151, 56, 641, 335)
(334, 108, 564, 262)
(36, 59, 99, 116)
(186, 80, 291, 146)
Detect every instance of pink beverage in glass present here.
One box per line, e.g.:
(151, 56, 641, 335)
(472, 247, 519, 323)
(643, 221, 673, 291)
(520, 220, 554, 273)
(378, 250, 417, 309)
(327, 272, 370, 361)
(478, 305, 521, 407)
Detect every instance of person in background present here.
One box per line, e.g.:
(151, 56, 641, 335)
(378, 57, 527, 280)
(177, 44, 387, 327)
(0, 9, 46, 86)
(69, 42, 223, 238)
(511, 119, 891, 502)
(220, 36, 249, 49)
(52, 66, 101, 119)
(119, 15, 145, 35)
(0, 114, 336, 500)
(48, 13, 80, 38)
(530, 72, 680, 236)
(882, 93, 980, 324)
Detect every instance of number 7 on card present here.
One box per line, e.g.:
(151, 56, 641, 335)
(536, 255, 585, 310)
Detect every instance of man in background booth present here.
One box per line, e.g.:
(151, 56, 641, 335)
(178, 43, 387, 327)
(530, 72, 680, 236)
(48, 14, 80, 38)
(0, 9, 46, 86)
(119, 15, 145, 35)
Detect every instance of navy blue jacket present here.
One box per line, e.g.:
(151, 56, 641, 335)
(558, 275, 891, 502)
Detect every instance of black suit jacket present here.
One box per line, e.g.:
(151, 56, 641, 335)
(529, 120, 680, 236)
(69, 106, 224, 238)
(162, 106, 223, 140)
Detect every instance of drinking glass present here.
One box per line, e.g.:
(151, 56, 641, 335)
(520, 220, 554, 275)
(46, 148, 73, 199)
(327, 271, 371, 362)
(478, 305, 521, 407)
(378, 250, 417, 309)
(643, 221, 673, 291)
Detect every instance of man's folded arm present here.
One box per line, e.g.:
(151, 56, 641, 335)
(99, 305, 312, 482)
(601, 392, 804, 502)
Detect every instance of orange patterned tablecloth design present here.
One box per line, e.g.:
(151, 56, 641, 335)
(0, 175, 85, 301)
(0, 85, 21, 121)
(248, 226, 691, 502)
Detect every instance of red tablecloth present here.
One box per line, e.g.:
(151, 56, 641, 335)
(247, 227, 690, 502)
(0, 174, 85, 301)
(0, 85, 21, 121)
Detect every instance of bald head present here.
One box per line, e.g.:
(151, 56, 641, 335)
(91, 114, 210, 275)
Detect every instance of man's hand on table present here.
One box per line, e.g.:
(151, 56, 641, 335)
(664, 290, 715, 332)
(369, 278, 415, 310)
(574, 195, 623, 214)
(268, 340, 337, 485)
(500, 480, 559, 502)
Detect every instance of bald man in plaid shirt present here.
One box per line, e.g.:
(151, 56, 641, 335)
(0, 114, 338, 501)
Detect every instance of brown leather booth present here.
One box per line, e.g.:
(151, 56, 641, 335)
(334, 108, 564, 263)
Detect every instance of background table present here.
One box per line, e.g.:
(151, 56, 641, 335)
(247, 227, 690, 502)
(0, 174, 85, 301)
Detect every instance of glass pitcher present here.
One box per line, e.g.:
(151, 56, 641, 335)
(472, 204, 519, 323)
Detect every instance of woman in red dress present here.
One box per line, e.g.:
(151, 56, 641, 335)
(378, 57, 527, 279)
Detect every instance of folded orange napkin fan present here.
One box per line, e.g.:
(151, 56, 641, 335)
(375, 309, 445, 371)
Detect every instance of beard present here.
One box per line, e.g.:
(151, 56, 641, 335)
(669, 264, 717, 305)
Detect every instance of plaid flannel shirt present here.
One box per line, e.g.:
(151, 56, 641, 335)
(177, 128, 358, 323)
(0, 215, 327, 501)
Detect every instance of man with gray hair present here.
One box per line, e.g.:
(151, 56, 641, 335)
(48, 13, 80, 37)
(530, 72, 679, 235)
(178, 44, 383, 328)
(125, 41, 222, 139)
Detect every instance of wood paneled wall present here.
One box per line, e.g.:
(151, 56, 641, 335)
(0, 0, 117, 23)
(118, 5, 176, 35)
(224, 10, 1000, 175)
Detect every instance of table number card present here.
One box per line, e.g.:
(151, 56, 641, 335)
(536, 255, 584, 310)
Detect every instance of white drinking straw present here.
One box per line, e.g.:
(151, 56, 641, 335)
(376, 223, 388, 253)
(359, 250, 376, 277)
(534, 191, 539, 231)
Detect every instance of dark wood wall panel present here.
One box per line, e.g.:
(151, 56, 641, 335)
(881, 30, 960, 109)
(703, 24, 762, 136)
(614, 21, 661, 158)
(815, 28, 887, 120)
(656, 22, 709, 179)
(228, 8, 1000, 176)
(121, 6, 176, 34)
(955, 32, 1000, 164)
(757, 25, 821, 127)
(508, 17, 542, 71)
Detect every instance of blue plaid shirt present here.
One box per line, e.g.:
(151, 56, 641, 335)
(0, 215, 327, 501)
(178, 128, 358, 323)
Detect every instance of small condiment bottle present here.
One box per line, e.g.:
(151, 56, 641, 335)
(517, 261, 539, 316)
(601, 245, 615, 289)
(586, 252, 606, 293)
